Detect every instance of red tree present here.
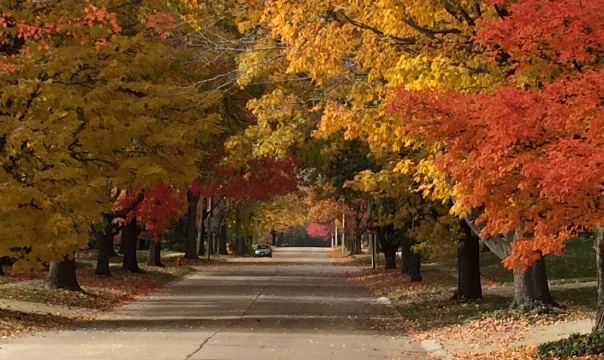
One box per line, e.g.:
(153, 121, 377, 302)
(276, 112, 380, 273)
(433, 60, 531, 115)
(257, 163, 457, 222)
(389, 0, 604, 312)
(306, 223, 333, 241)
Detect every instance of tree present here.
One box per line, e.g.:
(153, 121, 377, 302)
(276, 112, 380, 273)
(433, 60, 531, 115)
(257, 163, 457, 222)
(0, 0, 220, 281)
(388, 0, 604, 308)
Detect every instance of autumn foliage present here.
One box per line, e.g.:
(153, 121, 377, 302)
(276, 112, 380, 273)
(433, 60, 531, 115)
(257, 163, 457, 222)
(389, 0, 604, 271)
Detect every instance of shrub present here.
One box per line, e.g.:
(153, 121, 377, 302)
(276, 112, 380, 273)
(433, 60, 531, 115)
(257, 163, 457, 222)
(537, 333, 604, 358)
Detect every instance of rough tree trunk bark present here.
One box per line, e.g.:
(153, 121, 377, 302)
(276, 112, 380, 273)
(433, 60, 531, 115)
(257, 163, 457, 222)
(408, 247, 422, 282)
(455, 220, 482, 299)
(146, 240, 164, 267)
(117, 231, 124, 254)
(207, 232, 214, 257)
(185, 190, 199, 259)
(400, 242, 410, 274)
(122, 219, 141, 273)
(95, 222, 114, 276)
(47, 255, 82, 291)
(351, 219, 362, 255)
(197, 198, 207, 256)
(212, 235, 219, 255)
(377, 226, 398, 269)
(218, 225, 228, 255)
(594, 228, 604, 333)
(270, 230, 277, 246)
(509, 257, 558, 309)
(464, 217, 556, 309)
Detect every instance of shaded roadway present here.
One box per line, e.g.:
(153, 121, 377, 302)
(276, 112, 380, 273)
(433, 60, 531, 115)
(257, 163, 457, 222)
(0, 247, 425, 360)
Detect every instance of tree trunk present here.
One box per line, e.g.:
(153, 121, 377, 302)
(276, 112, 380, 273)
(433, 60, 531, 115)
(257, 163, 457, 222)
(207, 232, 214, 257)
(218, 225, 228, 255)
(197, 198, 207, 256)
(95, 222, 114, 276)
(594, 228, 604, 333)
(212, 234, 219, 255)
(109, 239, 119, 257)
(185, 190, 199, 259)
(455, 219, 482, 299)
(122, 219, 141, 273)
(270, 230, 277, 246)
(351, 219, 362, 255)
(47, 255, 82, 291)
(400, 242, 410, 274)
(408, 248, 422, 282)
(463, 217, 556, 309)
(117, 230, 124, 254)
(377, 226, 398, 269)
(146, 240, 164, 267)
(509, 257, 558, 310)
(235, 237, 247, 255)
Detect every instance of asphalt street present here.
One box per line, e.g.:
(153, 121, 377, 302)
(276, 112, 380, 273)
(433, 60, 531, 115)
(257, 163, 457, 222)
(0, 247, 426, 360)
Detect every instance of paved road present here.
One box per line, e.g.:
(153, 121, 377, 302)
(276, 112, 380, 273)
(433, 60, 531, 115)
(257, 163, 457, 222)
(0, 248, 425, 360)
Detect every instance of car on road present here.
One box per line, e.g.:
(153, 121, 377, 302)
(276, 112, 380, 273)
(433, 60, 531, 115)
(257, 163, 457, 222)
(254, 244, 272, 257)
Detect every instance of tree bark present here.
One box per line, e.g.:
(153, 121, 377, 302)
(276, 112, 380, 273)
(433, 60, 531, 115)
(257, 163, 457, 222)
(408, 248, 422, 282)
(117, 231, 125, 254)
(122, 219, 141, 273)
(400, 242, 410, 274)
(95, 222, 114, 276)
(197, 198, 207, 256)
(146, 240, 164, 267)
(455, 219, 482, 299)
(185, 190, 200, 259)
(212, 234, 219, 255)
(351, 218, 362, 255)
(207, 232, 214, 257)
(218, 224, 228, 255)
(270, 230, 277, 246)
(377, 226, 398, 269)
(462, 216, 556, 309)
(594, 228, 604, 333)
(509, 257, 558, 309)
(47, 255, 82, 291)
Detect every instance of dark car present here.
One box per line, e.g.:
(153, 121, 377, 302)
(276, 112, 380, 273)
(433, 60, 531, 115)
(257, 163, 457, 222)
(254, 244, 272, 257)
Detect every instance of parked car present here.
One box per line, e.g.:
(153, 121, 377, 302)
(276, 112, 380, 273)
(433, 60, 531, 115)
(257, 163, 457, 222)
(254, 244, 272, 257)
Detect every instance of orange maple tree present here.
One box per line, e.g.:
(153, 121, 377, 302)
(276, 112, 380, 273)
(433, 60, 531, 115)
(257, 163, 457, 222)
(388, 0, 604, 271)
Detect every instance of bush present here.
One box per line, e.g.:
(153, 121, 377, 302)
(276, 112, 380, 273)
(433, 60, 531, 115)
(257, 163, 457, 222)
(537, 333, 604, 358)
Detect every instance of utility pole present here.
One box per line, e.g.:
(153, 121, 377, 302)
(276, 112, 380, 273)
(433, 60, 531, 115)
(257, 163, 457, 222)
(335, 220, 338, 247)
(341, 212, 346, 254)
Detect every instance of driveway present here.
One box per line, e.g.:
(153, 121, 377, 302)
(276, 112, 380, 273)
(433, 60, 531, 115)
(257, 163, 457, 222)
(0, 247, 425, 360)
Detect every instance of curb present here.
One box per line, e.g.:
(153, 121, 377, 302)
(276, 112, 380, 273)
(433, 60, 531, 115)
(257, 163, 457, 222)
(420, 339, 452, 359)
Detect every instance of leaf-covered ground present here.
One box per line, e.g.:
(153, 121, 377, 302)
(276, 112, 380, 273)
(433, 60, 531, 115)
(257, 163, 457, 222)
(0, 254, 203, 338)
(0, 309, 74, 339)
(0, 264, 193, 310)
(350, 243, 599, 360)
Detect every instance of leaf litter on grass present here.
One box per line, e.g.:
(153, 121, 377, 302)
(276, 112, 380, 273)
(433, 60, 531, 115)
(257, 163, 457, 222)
(349, 268, 598, 358)
(0, 309, 74, 338)
(0, 264, 194, 310)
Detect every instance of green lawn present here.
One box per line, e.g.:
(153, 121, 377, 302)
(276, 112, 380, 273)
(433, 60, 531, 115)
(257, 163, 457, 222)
(480, 238, 596, 284)
(397, 294, 511, 331)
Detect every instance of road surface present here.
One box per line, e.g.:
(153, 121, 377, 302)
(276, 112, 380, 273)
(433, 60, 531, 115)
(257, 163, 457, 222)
(0, 247, 425, 360)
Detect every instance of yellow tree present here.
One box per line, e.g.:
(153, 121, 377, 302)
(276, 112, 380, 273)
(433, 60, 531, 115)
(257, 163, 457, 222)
(0, 0, 222, 286)
(253, 193, 308, 245)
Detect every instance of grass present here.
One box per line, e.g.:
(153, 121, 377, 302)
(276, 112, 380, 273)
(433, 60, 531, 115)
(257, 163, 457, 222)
(480, 238, 596, 284)
(0, 257, 195, 310)
(552, 287, 597, 310)
(397, 294, 511, 331)
(0, 309, 74, 338)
